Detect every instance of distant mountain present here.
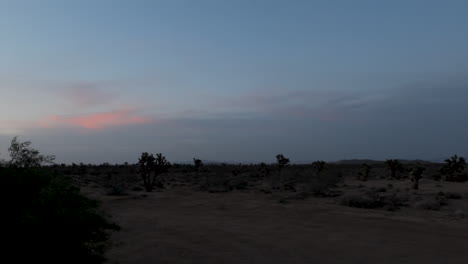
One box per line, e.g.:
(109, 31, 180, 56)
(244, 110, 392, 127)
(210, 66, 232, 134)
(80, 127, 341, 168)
(333, 159, 441, 165)
(332, 159, 382, 165)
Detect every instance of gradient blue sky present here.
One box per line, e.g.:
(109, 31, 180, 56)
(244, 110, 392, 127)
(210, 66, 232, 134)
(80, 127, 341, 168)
(1, 0, 468, 163)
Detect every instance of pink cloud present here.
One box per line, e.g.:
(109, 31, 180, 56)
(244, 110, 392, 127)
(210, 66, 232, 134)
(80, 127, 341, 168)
(40, 108, 154, 130)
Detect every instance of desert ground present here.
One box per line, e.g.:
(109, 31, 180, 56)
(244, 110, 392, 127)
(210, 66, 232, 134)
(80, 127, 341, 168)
(70, 162, 468, 264)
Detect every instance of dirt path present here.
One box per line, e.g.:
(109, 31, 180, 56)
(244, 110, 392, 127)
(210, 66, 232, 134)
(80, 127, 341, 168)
(104, 190, 468, 264)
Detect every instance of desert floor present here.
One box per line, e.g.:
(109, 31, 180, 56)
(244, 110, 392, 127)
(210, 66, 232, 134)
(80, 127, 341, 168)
(93, 179, 468, 264)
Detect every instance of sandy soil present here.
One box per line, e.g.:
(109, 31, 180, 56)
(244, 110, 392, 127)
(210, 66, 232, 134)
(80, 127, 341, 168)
(101, 185, 468, 264)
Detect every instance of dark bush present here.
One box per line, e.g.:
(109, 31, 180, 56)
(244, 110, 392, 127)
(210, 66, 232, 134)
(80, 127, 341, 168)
(2, 167, 119, 263)
(308, 171, 343, 196)
(340, 193, 384, 209)
(228, 177, 249, 190)
(340, 189, 409, 210)
(449, 173, 468, 182)
(443, 192, 463, 200)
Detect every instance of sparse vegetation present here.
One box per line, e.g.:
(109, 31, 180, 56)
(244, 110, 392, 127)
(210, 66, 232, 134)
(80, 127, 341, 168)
(440, 155, 466, 182)
(409, 166, 426, 190)
(276, 154, 290, 176)
(384, 159, 405, 179)
(312, 160, 326, 175)
(6, 138, 466, 263)
(193, 158, 203, 177)
(358, 164, 372, 181)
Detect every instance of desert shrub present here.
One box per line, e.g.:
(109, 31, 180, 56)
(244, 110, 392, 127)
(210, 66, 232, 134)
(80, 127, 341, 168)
(340, 189, 410, 210)
(439, 192, 462, 200)
(193, 158, 203, 177)
(372, 187, 387, 192)
(409, 166, 426, 190)
(90, 170, 101, 176)
(413, 197, 443, 210)
(381, 191, 411, 210)
(448, 172, 468, 182)
(340, 193, 385, 209)
(357, 164, 372, 181)
(2, 167, 119, 263)
(258, 163, 271, 178)
(132, 186, 144, 191)
(413, 192, 448, 210)
(309, 172, 342, 196)
(294, 171, 342, 197)
(227, 177, 249, 190)
(312, 160, 326, 175)
(106, 174, 128, 196)
(198, 173, 230, 193)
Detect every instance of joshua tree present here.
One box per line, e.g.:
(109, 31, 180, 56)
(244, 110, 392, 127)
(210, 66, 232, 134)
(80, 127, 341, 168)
(312, 160, 326, 175)
(409, 166, 426, 190)
(138, 152, 171, 192)
(193, 158, 203, 177)
(384, 159, 404, 179)
(138, 152, 156, 192)
(276, 154, 290, 176)
(8, 136, 55, 168)
(440, 155, 466, 181)
(153, 153, 171, 186)
(358, 164, 372, 181)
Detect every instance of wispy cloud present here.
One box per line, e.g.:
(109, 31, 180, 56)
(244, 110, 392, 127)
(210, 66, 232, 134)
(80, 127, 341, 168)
(0, 120, 36, 135)
(212, 89, 388, 121)
(60, 82, 117, 108)
(39, 108, 154, 130)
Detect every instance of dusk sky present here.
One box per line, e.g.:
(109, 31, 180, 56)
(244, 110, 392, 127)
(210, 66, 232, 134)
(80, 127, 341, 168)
(1, 0, 468, 164)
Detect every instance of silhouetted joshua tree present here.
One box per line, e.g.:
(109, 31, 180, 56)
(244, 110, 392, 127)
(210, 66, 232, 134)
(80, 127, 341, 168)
(440, 155, 466, 181)
(358, 164, 372, 181)
(193, 158, 203, 177)
(138, 152, 171, 192)
(312, 160, 326, 175)
(409, 166, 426, 190)
(153, 153, 171, 186)
(384, 159, 404, 179)
(138, 152, 156, 192)
(276, 154, 290, 176)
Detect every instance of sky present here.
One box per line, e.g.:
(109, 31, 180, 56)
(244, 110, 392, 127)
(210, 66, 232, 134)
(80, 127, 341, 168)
(1, 0, 468, 164)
